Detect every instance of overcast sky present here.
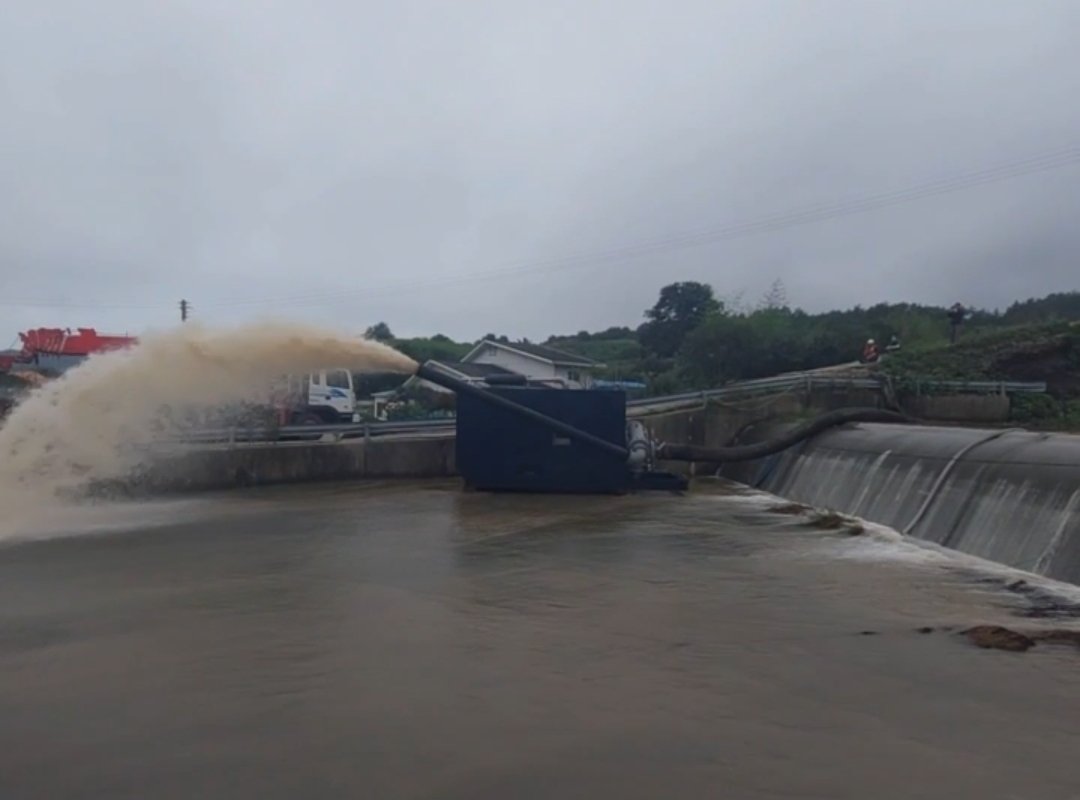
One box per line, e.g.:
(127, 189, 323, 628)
(2, 0, 1079, 345)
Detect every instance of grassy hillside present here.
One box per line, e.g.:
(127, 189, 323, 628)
(881, 321, 1080, 429)
(882, 322, 1080, 385)
(545, 337, 642, 364)
(543, 336, 645, 381)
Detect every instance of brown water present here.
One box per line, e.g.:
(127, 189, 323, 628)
(1, 482, 1078, 799)
(0, 322, 415, 512)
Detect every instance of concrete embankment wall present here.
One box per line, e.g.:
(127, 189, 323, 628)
(905, 394, 1010, 423)
(643, 386, 886, 476)
(140, 434, 456, 492)
(755, 424, 1080, 584)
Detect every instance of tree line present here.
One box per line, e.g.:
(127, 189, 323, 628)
(362, 286, 1080, 396)
(553, 284, 1080, 393)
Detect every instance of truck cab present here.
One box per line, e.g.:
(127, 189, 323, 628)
(277, 368, 359, 425)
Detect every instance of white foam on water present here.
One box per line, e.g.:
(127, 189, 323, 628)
(712, 484, 1080, 605)
(831, 521, 1080, 603)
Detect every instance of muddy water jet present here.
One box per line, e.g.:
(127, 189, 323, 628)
(0, 322, 415, 517)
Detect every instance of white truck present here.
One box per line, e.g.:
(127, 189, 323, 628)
(273, 368, 360, 425)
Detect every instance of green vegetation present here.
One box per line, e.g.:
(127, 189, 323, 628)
(361, 288, 1080, 423)
(392, 334, 471, 364)
(880, 322, 1078, 383)
(876, 320, 1080, 429)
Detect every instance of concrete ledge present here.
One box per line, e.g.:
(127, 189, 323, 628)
(907, 394, 1010, 423)
(137, 434, 457, 492)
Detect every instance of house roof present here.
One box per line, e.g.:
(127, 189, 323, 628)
(19, 328, 136, 356)
(464, 339, 600, 368)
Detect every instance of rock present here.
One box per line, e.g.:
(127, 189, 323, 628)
(962, 625, 1035, 652)
(1031, 630, 1080, 649)
(769, 502, 811, 515)
(805, 511, 848, 530)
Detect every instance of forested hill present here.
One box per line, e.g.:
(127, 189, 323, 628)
(545, 286, 1080, 393)
(364, 286, 1080, 396)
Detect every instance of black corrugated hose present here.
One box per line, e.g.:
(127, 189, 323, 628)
(657, 407, 913, 464)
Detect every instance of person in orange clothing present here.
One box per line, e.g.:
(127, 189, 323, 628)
(862, 338, 880, 363)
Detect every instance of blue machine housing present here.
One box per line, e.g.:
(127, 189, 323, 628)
(414, 361, 686, 494)
(456, 386, 631, 494)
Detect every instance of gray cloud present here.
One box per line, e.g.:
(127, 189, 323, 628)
(2, 0, 1079, 345)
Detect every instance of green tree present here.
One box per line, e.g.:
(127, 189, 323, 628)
(1004, 292, 1080, 325)
(393, 336, 471, 363)
(676, 314, 757, 386)
(640, 281, 721, 357)
(759, 279, 789, 310)
(364, 321, 394, 342)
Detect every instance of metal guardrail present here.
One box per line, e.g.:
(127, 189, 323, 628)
(627, 374, 839, 408)
(174, 375, 1048, 445)
(900, 379, 1048, 394)
(627, 375, 1047, 410)
(179, 417, 454, 444)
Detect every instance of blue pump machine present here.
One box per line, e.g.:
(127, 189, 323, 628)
(414, 361, 687, 494)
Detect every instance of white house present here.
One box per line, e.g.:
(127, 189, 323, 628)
(381, 341, 602, 417)
(462, 340, 602, 389)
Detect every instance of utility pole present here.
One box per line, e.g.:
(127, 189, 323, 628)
(179, 299, 190, 322)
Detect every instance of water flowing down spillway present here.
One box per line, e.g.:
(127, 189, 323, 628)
(757, 423, 1080, 584)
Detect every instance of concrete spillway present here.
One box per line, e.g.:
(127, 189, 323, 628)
(756, 424, 1080, 584)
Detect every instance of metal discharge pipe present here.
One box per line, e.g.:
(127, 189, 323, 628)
(657, 408, 913, 464)
(414, 361, 630, 461)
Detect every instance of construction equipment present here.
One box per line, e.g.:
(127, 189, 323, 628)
(414, 361, 910, 495)
(415, 361, 686, 493)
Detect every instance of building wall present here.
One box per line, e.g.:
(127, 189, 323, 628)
(470, 346, 593, 388)
(19, 353, 86, 374)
